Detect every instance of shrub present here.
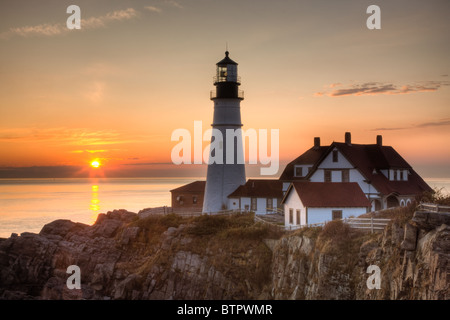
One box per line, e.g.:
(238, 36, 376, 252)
(319, 220, 351, 242)
(187, 213, 255, 236)
(418, 188, 450, 206)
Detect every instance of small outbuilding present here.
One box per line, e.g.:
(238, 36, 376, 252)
(170, 181, 205, 214)
(282, 182, 371, 228)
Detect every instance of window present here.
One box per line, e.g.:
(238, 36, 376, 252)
(192, 196, 198, 204)
(332, 210, 342, 220)
(251, 198, 257, 211)
(342, 169, 349, 182)
(403, 170, 408, 181)
(295, 166, 303, 177)
(289, 208, 293, 224)
(296, 210, 300, 225)
(395, 170, 399, 181)
(332, 150, 338, 162)
(324, 170, 332, 182)
(218, 66, 227, 81)
(267, 198, 273, 209)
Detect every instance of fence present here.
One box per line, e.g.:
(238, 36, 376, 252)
(138, 207, 247, 218)
(417, 202, 450, 213)
(254, 215, 285, 231)
(344, 217, 391, 233)
(273, 217, 391, 233)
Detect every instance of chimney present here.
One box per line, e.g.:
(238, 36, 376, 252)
(376, 135, 382, 146)
(345, 132, 351, 145)
(313, 137, 320, 149)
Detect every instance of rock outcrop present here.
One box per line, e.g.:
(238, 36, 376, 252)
(268, 210, 449, 300)
(0, 208, 448, 300)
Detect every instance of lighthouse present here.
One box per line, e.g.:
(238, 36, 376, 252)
(202, 51, 246, 213)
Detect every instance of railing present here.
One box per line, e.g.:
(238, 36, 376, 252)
(282, 217, 391, 233)
(417, 202, 450, 213)
(265, 207, 284, 215)
(210, 90, 244, 100)
(254, 215, 285, 231)
(344, 217, 391, 233)
(213, 75, 241, 84)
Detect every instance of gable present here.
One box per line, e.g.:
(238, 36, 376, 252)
(317, 148, 353, 169)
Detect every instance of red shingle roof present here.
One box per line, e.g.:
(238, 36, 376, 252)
(279, 146, 328, 181)
(284, 182, 371, 208)
(332, 143, 432, 195)
(280, 140, 432, 196)
(228, 179, 284, 198)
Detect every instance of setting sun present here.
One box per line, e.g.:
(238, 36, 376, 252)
(90, 160, 101, 168)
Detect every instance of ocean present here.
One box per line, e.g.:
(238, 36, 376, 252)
(0, 178, 198, 238)
(0, 177, 449, 238)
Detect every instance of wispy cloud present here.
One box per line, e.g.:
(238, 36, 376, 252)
(124, 162, 174, 166)
(164, 0, 183, 9)
(144, 6, 163, 13)
(70, 149, 110, 154)
(0, 8, 138, 40)
(372, 118, 450, 131)
(0, 127, 139, 146)
(315, 81, 450, 97)
(84, 81, 106, 103)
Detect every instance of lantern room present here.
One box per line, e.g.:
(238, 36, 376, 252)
(211, 51, 244, 100)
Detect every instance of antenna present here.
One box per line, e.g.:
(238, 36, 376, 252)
(226, 41, 228, 52)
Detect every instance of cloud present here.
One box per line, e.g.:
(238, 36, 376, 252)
(70, 149, 110, 154)
(372, 118, 450, 131)
(0, 127, 138, 146)
(124, 162, 174, 166)
(164, 0, 183, 9)
(82, 8, 138, 29)
(315, 81, 450, 97)
(0, 8, 138, 40)
(144, 6, 162, 13)
(84, 81, 106, 103)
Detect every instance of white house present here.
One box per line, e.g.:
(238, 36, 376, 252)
(227, 179, 284, 215)
(281, 182, 371, 228)
(279, 133, 432, 212)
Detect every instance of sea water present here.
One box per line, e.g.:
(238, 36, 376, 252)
(0, 177, 448, 238)
(0, 177, 198, 238)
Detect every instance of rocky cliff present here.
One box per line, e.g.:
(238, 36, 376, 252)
(0, 206, 448, 300)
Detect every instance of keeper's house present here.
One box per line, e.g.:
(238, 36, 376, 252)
(282, 182, 371, 228)
(280, 133, 432, 211)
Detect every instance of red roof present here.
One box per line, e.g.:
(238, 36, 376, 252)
(332, 143, 432, 196)
(170, 181, 205, 193)
(279, 146, 328, 181)
(280, 139, 432, 196)
(283, 182, 371, 208)
(228, 179, 284, 198)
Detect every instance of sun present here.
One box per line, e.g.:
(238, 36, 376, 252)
(90, 160, 101, 168)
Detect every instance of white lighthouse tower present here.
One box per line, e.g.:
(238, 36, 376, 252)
(202, 51, 246, 213)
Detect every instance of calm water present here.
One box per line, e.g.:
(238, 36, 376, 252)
(0, 178, 199, 238)
(0, 177, 449, 238)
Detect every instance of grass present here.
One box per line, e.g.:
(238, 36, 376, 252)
(128, 213, 189, 245)
(187, 212, 256, 236)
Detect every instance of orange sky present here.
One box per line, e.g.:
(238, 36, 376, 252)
(0, 0, 449, 178)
